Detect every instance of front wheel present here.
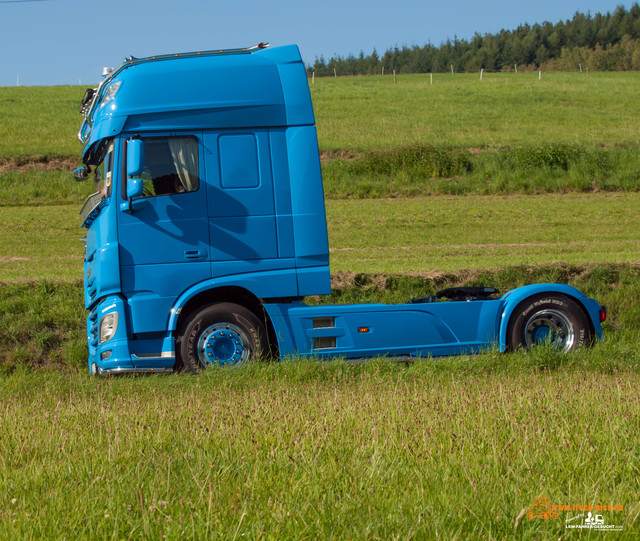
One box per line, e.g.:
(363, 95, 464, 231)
(507, 294, 592, 353)
(177, 302, 268, 371)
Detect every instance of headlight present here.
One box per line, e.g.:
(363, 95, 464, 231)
(99, 312, 119, 344)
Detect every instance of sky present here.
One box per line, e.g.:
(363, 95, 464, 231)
(0, 0, 635, 87)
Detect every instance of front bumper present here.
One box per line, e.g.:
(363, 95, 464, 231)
(87, 296, 176, 374)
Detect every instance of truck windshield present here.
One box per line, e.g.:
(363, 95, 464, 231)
(93, 139, 114, 198)
(79, 139, 114, 228)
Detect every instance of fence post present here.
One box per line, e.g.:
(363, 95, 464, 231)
(480, 68, 483, 81)
(393, 69, 397, 85)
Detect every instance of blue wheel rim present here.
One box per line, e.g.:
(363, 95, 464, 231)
(197, 322, 250, 366)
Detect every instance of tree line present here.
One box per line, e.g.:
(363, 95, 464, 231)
(309, 4, 640, 75)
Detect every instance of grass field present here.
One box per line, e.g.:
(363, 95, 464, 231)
(1, 364, 639, 539)
(3, 193, 640, 281)
(0, 86, 85, 159)
(2, 76, 640, 538)
(2, 72, 640, 159)
(311, 72, 640, 151)
(4, 74, 640, 201)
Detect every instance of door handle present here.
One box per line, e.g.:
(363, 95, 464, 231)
(184, 250, 208, 260)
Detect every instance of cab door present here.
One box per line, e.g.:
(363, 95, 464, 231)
(117, 134, 210, 333)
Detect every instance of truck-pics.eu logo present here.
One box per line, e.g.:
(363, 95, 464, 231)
(527, 496, 624, 531)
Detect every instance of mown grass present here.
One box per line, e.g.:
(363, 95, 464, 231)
(2, 194, 640, 282)
(326, 193, 640, 273)
(0, 86, 85, 159)
(2, 72, 640, 160)
(311, 72, 640, 151)
(0, 204, 85, 282)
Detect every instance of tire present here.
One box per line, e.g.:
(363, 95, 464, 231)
(177, 302, 268, 371)
(507, 294, 592, 353)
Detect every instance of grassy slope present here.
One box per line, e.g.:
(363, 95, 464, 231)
(1, 79, 640, 538)
(0, 86, 85, 159)
(311, 72, 640, 151)
(1, 72, 640, 160)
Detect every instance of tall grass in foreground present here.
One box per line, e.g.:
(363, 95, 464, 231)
(1, 363, 639, 539)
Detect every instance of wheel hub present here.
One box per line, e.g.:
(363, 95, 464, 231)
(198, 323, 250, 366)
(524, 309, 575, 352)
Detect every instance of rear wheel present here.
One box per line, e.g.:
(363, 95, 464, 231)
(178, 302, 268, 371)
(507, 294, 592, 352)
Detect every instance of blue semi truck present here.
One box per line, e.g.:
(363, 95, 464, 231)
(74, 43, 605, 374)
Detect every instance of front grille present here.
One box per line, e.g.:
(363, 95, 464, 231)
(88, 309, 99, 351)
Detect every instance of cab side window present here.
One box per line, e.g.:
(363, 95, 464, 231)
(129, 136, 199, 197)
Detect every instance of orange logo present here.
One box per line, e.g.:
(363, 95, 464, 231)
(528, 496, 559, 520)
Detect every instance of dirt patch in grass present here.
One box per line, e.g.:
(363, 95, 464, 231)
(330, 270, 459, 289)
(330, 262, 640, 292)
(320, 150, 365, 162)
(0, 156, 78, 174)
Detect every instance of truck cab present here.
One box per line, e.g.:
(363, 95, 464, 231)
(75, 44, 604, 374)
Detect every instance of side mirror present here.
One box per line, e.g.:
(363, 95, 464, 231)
(121, 138, 147, 212)
(126, 138, 145, 177)
(73, 166, 90, 182)
(127, 177, 144, 200)
(120, 177, 147, 212)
